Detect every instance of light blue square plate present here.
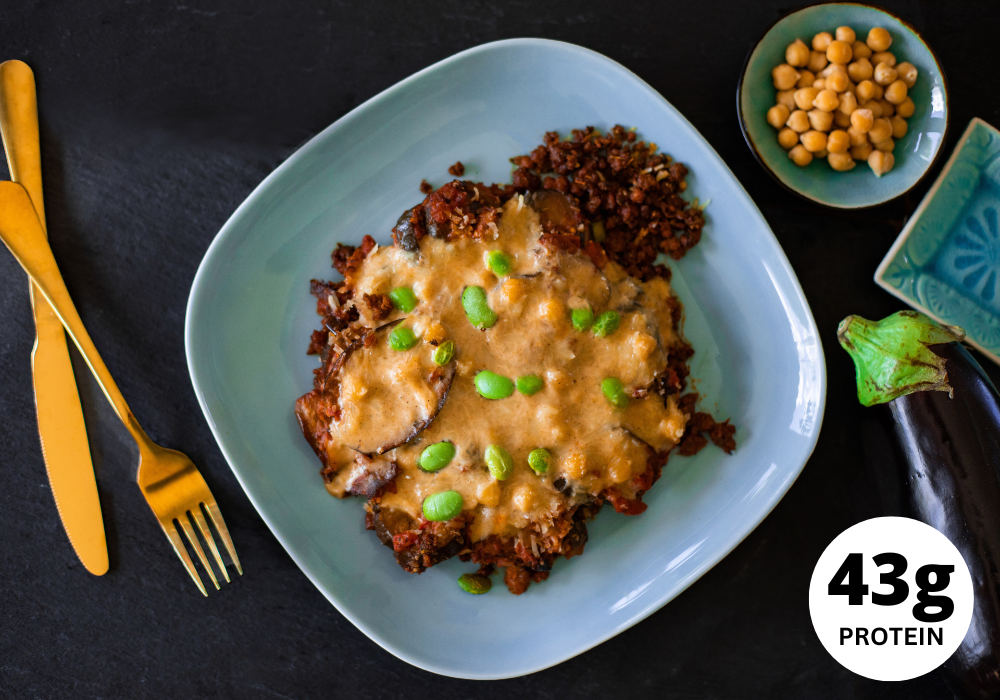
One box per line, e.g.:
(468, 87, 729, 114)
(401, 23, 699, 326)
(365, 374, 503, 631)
(876, 118, 1000, 364)
(738, 2, 949, 209)
(185, 38, 826, 678)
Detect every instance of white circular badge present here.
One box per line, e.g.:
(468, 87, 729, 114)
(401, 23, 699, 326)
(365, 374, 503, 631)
(809, 516, 974, 681)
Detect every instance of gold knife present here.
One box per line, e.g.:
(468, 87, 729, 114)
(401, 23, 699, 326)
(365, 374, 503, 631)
(0, 60, 108, 575)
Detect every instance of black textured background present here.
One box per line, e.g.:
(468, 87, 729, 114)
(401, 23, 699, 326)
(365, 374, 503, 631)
(1, 2, 998, 698)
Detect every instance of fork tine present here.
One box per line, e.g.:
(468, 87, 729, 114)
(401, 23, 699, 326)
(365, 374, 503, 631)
(161, 521, 207, 596)
(193, 505, 229, 583)
(205, 500, 242, 575)
(178, 515, 220, 591)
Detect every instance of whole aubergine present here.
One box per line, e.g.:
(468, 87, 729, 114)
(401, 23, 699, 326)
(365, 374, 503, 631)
(840, 310, 1000, 699)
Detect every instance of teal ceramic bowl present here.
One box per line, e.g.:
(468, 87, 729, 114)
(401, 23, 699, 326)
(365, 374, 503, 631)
(186, 38, 826, 678)
(738, 2, 949, 208)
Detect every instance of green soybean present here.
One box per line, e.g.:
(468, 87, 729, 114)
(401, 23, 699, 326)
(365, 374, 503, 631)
(388, 326, 419, 351)
(593, 310, 621, 337)
(432, 339, 455, 366)
(457, 573, 492, 595)
(484, 444, 514, 481)
(418, 441, 456, 472)
(571, 306, 594, 332)
(527, 448, 551, 474)
(516, 374, 544, 396)
(462, 286, 498, 329)
(475, 370, 515, 399)
(601, 377, 629, 408)
(422, 490, 463, 521)
(486, 250, 512, 277)
(388, 286, 418, 313)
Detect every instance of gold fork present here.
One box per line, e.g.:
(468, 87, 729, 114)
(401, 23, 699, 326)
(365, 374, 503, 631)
(0, 180, 242, 595)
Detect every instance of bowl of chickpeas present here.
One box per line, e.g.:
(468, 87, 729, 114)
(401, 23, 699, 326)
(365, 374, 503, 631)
(737, 3, 948, 208)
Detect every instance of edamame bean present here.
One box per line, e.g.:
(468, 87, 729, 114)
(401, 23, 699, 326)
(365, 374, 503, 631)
(593, 310, 621, 337)
(432, 339, 455, 366)
(388, 286, 418, 313)
(462, 286, 498, 329)
(484, 444, 514, 481)
(475, 370, 514, 399)
(571, 305, 594, 332)
(601, 377, 629, 408)
(457, 573, 492, 595)
(527, 448, 551, 474)
(422, 490, 463, 521)
(418, 441, 456, 472)
(485, 250, 512, 277)
(516, 374, 544, 396)
(388, 326, 419, 351)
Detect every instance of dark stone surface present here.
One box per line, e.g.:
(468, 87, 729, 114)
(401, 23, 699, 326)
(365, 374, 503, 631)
(0, 1, 995, 697)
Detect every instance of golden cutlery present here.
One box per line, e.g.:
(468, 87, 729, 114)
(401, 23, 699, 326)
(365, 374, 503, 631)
(0, 181, 242, 594)
(0, 60, 107, 575)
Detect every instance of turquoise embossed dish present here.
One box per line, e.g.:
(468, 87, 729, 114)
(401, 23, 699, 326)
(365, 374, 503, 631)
(738, 2, 949, 209)
(185, 38, 826, 678)
(876, 118, 1000, 364)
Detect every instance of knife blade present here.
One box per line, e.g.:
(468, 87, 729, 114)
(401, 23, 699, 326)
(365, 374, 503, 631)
(0, 60, 108, 576)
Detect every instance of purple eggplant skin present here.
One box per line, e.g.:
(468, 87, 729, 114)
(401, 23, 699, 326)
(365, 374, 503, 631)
(886, 342, 1000, 699)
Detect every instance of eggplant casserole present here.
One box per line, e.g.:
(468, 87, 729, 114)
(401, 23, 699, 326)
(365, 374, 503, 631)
(295, 126, 735, 595)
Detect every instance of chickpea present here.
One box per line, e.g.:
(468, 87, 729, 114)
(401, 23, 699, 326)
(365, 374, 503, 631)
(868, 149, 895, 176)
(807, 50, 829, 73)
(821, 62, 847, 79)
(848, 126, 869, 147)
(845, 80, 858, 95)
(874, 138, 895, 153)
(896, 96, 915, 118)
(868, 117, 893, 143)
(851, 40, 872, 59)
(808, 108, 834, 131)
(890, 115, 908, 139)
(794, 87, 820, 110)
(866, 27, 893, 52)
(860, 99, 883, 118)
(776, 89, 797, 111)
(874, 61, 898, 86)
(786, 38, 811, 67)
(801, 130, 828, 152)
(856, 79, 876, 101)
(827, 130, 851, 154)
(827, 71, 850, 93)
(836, 26, 857, 44)
(871, 82, 885, 100)
(871, 51, 897, 67)
(812, 32, 834, 51)
(815, 149, 829, 158)
(767, 104, 791, 129)
(512, 485, 536, 513)
(778, 127, 800, 149)
(885, 80, 907, 105)
(851, 108, 875, 133)
(828, 152, 856, 171)
(812, 79, 827, 90)
(834, 110, 853, 128)
(838, 90, 858, 115)
(848, 58, 873, 82)
(813, 89, 840, 111)
(773, 64, 800, 90)
(827, 40, 853, 65)
(789, 144, 813, 166)
(896, 62, 918, 88)
(851, 141, 873, 160)
(786, 109, 810, 132)
(797, 69, 816, 88)
(878, 99, 895, 118)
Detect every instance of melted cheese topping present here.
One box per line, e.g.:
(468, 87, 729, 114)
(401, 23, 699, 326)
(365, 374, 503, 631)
(324, 198, 688, 541)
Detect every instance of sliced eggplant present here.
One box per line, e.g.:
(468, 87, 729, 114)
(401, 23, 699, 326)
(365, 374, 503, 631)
(343, 454, 399, 498)
(840, 311, 1000, 699)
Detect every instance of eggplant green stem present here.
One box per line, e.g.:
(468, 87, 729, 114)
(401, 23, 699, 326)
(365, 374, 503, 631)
(837, 311, 965, 407)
